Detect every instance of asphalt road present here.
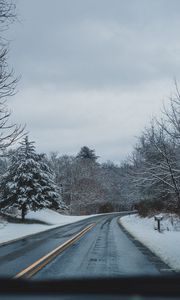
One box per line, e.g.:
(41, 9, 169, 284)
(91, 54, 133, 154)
(0, 213, 166, 279)
(0, 213, 107, 277)
(34, 214, 160, 279)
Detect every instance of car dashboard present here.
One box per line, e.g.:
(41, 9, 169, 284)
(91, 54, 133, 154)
(0, 276, 180, 300)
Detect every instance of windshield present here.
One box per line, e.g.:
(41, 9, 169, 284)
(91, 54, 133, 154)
(0, 0, 179, 281)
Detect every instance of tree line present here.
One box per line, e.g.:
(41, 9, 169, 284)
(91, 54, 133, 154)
(48, 146, 130, 215)
(0, 143, 134, 219)
(121, 83, 180, 216)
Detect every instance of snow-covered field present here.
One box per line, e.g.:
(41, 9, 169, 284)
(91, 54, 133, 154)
(120, 214, 180, 271)
(0, 209, 93, 245)
(26, 209, 91, 225)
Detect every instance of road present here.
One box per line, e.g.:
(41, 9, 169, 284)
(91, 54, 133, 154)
(0, 213, 169, 279)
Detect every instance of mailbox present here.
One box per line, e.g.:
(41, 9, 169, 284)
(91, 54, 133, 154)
(154, 215, 163, 232)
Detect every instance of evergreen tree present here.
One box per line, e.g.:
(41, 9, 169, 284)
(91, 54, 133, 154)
(76, 146, 98, 161)
(0, 136, 62, 220)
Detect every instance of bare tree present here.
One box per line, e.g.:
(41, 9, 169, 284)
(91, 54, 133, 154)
(130, 119, 180, 212)
(0, 1, 24, 152)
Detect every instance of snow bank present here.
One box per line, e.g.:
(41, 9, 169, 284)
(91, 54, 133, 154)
(0, 222, 54, 244)
(26, 209, 92, 225)
(120, 214, 180, 271)
(0, 209, 93, 245)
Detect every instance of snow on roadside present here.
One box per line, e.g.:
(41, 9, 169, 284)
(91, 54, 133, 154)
(120, 214, 180, 271)
(0, 209, 93, 245)
(0, 222, 56, 244)
(26, 209, 92, 225)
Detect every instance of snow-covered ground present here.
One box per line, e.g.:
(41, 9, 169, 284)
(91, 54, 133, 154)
(120, 214, 180, 271)
(26, 209, 91, 225)
(0, 209, 93, 245)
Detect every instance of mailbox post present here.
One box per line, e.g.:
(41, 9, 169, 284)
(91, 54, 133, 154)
(154, 215, 163, 232)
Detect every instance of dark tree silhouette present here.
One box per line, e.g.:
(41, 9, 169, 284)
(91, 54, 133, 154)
(76, 146, 99, 161)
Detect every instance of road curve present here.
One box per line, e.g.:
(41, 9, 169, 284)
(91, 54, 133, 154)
(0, 213, 169, 279)
(34, 214, 160, 279)
(0, 214, 109, 278)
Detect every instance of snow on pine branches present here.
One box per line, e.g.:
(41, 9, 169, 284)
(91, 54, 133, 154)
(0, 136, 64, 220)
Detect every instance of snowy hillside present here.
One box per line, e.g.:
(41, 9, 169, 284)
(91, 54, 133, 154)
(0, 209, 92, 245)
(120, 214, 180, 271)
(26, 209, 91, 225)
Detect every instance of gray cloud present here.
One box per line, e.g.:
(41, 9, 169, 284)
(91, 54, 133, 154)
(9, 0, 180, 89)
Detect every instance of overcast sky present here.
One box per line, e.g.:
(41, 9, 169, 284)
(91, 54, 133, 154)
(6, 0, 180, 163)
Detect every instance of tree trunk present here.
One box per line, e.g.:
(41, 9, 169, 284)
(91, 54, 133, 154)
(21, 203, 27, 221)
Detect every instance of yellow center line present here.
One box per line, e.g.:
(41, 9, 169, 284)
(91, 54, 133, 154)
(14, 223, 96, 279)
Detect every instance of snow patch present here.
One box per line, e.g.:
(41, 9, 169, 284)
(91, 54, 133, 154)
(0, 209, 93, 245)
(26, 209, 92, 225)
(120, 214, 180, 271)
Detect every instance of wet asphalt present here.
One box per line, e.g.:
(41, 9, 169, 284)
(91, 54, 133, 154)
(0, 213, 170, 279)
